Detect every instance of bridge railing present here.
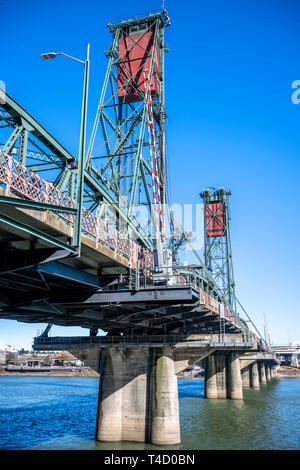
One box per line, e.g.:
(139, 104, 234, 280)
(0, 151, 152, 269)
(171, 271, 247, 332)
(170, 270, 268, 349)
(33, 333, 255, 350)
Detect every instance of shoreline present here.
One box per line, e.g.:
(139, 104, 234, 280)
(277, 366, 300, 378)
(0, 368, 99, 378)
(1, 366, 299, 379)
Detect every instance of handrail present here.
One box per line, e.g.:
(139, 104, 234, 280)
(0, 151, 152, 269)
(33, 333, 255, 349)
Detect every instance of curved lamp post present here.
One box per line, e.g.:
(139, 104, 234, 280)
(41, 45, 90, 254)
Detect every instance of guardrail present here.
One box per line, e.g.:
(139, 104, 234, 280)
(33, 333, 255, 350)
(0, 151, 152, 268)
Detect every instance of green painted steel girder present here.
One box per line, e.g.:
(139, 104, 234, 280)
(2, 125, 23, 154)
(0, 88, 74, 163)
(84, 13, 166, 251)
(0, 86, 151, 249)
(0, 195, 78, 213)
(0, 212, 77, 253)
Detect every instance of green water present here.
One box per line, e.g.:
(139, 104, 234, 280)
(0, 376, 299, 450)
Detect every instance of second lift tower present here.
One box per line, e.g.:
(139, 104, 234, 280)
(201, 187, 236, 310)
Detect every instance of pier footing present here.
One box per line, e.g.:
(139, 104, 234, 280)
(96, 347, 180, 445)
(251, 362, 260, 389)
(205, 352, 243, 399)
(259, 362, 267, 384)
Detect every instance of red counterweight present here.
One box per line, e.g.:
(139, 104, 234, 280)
(205, 202, 226, 237)
(118, 31, 160, 103)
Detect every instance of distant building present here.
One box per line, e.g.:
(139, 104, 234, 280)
(3, 350, 85, 368)
(0, 350, 5, 365)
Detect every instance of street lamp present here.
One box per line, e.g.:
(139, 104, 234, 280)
(41, 51, 86, 65)
(40, 45, 90, 255)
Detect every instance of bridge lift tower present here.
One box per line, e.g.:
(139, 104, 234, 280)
(201, 187, 236, 310)
(85, 10, 171, 266)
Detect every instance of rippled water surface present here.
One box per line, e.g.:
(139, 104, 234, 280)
(0, 376, 299, 450)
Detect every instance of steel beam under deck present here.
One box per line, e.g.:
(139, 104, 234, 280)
(33, 334, 255, 351)
(0, 262, 243, 335)
(49, 285, 199, 306)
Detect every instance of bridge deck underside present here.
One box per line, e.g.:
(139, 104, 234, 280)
(0, 192, 242, 335)
(0, 264, 242, 335)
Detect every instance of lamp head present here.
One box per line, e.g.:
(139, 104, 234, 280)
(40, 52, 57, 60)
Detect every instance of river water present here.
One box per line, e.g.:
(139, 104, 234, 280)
(0, 376, 299, 450)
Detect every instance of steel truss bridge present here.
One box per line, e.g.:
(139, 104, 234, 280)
(271, 345, 300, 366)
(0, 11, 267, 349)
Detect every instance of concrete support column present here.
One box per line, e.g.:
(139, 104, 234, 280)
(151, 347, 180, 445)
(121, 349, 150, 442)
(268, 365, 272, 380)
(228, 352, 243, 399)
(259, 362, 267, 384)
(205, 353, 227, 399)
(96, 347, 180, 445)
(215, 353, 227, 399)
(266, 364, 272, 381)
(205, 353, 218, 399)
(251, 362, 260, 389)
(96, 348, 123, 442)
(241, 365, 251, 388)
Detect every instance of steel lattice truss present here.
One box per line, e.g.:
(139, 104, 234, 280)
(85, 12, 169, 250)
(0, 88, 152, 264)
(0, 12, 269, 348)
(0, 87, 78, 202)
(201, 188, 236, 309)
(0, 11, 170, 254)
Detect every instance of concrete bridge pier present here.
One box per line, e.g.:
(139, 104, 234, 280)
(32, 335, 277, 445)
(205, 352, 243, 400)
(228, 352, 243, 399)
(96, 347, 180, 445)
(205, 353, 225, 399)
(240, 360, 261, 389)
(259, 362, 267, 384)
(205, 353, 217, 398)
(251, 362, 260, 389)
(265, 364, 272, 381)
(241, 365, 251, 388)
(270, 366, 277, 378)
(151, 348, 180, 445)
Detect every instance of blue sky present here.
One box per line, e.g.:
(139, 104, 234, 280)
(1, 0, 300, 349)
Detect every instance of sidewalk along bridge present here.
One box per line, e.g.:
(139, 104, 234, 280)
(0, 10, 277, 446)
